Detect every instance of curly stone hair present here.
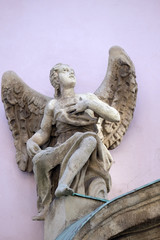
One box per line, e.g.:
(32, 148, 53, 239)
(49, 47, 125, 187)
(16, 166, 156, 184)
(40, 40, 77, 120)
(49, 63, 67, 98)
(50, 63, 61, 98)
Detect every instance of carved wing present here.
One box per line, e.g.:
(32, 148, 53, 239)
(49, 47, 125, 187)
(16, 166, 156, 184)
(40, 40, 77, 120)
(95, 46, 138, 149)
(1, 71, 51, 172)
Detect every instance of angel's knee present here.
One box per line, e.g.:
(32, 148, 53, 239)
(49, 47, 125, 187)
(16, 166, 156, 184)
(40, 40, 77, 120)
(32, 150, 47, 169)
(81, 136, 97, 153)
(73, 132, 82, 138)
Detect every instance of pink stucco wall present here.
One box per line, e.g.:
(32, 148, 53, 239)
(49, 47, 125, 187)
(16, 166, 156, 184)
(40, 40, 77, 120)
(0, 0, 160, 239)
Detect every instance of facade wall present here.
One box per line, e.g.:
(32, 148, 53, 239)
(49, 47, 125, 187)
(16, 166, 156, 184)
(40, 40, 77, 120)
(0, 1, 160, 239)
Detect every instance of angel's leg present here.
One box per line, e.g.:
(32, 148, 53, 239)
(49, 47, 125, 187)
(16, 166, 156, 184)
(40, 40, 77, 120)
(32, 133, 83, 220)
(32, 148, 61, 220)
(32, 154, 52, 220)
(55, 136, 97, 197)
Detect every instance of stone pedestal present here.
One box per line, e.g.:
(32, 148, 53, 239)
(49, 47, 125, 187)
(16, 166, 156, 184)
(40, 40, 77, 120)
(44, 195, 103, 240)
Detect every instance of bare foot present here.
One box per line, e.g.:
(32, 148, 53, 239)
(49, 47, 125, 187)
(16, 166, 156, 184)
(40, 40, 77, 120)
(32, 206, 49, 221)
(55, 184, 73, 197)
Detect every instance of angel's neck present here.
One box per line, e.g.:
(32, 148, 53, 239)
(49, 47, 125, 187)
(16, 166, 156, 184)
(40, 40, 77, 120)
(60, 87, 75, 99)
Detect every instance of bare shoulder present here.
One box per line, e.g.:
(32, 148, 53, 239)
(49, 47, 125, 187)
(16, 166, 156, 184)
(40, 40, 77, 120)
(44, 99, 57, 115)
(85, 93, 99, 101)
(77, 92, 97, 100)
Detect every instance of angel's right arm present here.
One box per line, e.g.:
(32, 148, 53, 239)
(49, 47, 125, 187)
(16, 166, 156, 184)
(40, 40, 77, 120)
(27, 99, 56, 157)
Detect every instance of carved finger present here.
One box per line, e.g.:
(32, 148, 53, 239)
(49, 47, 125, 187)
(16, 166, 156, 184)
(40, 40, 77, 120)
(27, 149, 34, 158)
(65, 102, 76, 107)
(66, 106, 77, 113)
(34, 145, 40, 152)
(30, 149, 37, 157)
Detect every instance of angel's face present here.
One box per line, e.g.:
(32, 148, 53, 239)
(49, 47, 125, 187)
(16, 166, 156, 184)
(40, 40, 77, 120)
(58, 65, 76, 88)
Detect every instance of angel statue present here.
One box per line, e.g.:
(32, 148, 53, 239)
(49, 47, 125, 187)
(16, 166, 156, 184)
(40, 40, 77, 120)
(1, 46, 137, 221)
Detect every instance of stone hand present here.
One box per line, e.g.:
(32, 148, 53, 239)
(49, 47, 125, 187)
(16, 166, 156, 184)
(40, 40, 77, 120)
(67, 98, 88, 114)
(27, 139, 41, 158)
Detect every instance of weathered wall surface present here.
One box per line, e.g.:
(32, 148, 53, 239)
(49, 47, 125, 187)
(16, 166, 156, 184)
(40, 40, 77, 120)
(0, 1, 160, 239)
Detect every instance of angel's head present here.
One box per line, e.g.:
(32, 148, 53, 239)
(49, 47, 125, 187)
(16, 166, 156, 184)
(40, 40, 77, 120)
(50, 63, 76, 98)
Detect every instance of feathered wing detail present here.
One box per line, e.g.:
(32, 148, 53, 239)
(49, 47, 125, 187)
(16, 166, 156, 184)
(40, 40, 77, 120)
(1, 71, 51, 172)
(95, 46, 138, 149)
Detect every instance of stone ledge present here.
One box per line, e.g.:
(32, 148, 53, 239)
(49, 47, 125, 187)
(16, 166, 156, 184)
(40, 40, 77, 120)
(74, 181, 160, 239)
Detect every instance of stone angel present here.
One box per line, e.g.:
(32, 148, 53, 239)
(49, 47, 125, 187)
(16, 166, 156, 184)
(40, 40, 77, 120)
(1, 46, 137, 220)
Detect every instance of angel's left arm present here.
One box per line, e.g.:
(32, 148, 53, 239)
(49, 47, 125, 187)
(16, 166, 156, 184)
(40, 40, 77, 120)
(85, 93, 120, 122)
